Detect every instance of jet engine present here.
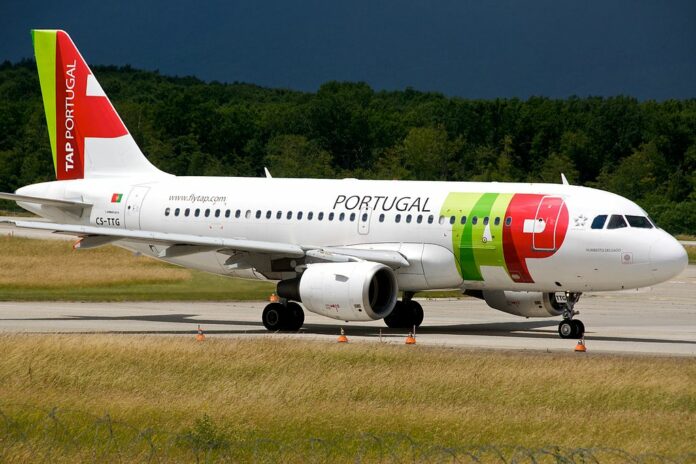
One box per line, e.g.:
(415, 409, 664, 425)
(482, 290, 565, 318)
(277, 262, 398, 321)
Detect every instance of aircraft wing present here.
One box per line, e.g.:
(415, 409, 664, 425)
(7, 220, 305, 257)
(5, 220, 410, 268)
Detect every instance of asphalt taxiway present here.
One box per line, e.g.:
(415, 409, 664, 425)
(1, 266, 694, 356)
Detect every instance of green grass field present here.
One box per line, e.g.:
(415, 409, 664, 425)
(0, 336, 693, 462)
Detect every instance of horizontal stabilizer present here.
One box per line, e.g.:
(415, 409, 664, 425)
(0, 192, 91, 208)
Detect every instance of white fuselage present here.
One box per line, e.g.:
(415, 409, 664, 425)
(17, 176, 688, 294)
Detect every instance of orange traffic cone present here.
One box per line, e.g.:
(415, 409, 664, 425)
(196, 325, 206, 342)
(337, 328, 348, 343)
(574, 339, 587, 352)
(269, 293, 280, 303)
(405, 328, 416, 345)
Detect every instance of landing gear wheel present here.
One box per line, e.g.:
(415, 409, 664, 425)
(384, 300, 424, 329)
(285, 302, 305, 332)
(571, 319, 585, 338)
(262, 303, 286, 331)
(558, 319, 574, 339)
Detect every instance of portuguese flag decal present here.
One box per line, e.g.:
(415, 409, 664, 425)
(111, 193, 123, 203)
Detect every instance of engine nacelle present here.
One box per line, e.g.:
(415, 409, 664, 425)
(482, 290, 565, 318)
(277, 262, 398, 321)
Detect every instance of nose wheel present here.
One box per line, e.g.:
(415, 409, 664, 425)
(556, 292, 584, 339)
(558, 319, 585, 339)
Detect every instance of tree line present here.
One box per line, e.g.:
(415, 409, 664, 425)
(0, 60, 694, 233)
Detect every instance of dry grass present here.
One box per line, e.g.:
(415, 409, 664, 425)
(0, 236, 188, 288)
(0, 335, 694, 462)
(0, 236, 275, 300)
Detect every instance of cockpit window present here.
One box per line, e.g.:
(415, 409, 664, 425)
(607, 214, 627, 229)
(591, 215, 607, 229)
(626, 215, 653, 229)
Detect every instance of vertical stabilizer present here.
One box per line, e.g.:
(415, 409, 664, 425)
(32, 30, 164, 180)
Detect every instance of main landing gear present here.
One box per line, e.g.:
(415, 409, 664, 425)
(262, 301, 305, 331)
(557, 292, 585, 339)
(384, 292, 424, 329)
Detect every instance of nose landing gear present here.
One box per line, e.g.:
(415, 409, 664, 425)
(556, 292, 585, 339)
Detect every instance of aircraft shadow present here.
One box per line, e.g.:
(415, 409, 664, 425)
(3, 313, 694, 345)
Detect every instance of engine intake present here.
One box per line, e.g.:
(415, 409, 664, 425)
(277, 262, 398, 321)
(482, 290, 565, 318)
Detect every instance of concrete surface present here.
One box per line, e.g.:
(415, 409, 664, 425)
(1, 266, 694, 356)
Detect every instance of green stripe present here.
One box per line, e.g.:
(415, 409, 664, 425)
(472, 193, 511, 272)
(32, 30, 58, 175)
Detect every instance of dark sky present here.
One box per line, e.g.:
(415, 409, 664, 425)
(1, 0, 694, 100)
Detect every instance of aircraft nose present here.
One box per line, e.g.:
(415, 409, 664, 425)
(650, 234, 688, 282)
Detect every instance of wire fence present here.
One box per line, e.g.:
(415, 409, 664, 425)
(1, 404, 693, 463)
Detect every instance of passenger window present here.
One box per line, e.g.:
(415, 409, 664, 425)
(494, 217, 500, 226)
(175, 208, 180, 217)
(255, 210, 261, 219)
(472, 216, 478, 225)
(165, 207, 171, 217)
(235, 210, 241, 218)
(483, 217, 489, 225)
(395, 214, 401, 223)
(626, 215, 653, 229)
(318, 212, 324, 221)
(215, 209, 221, 218)
(298, 212, 303, 220)
(225, 209, 231, 218)
(362, 213, 368, 222)
(505, 217, 512, 226)
(328, 212, 334, 221)
(245, 210, 251, 219)
(308, 212, 314, 220)
(185, 208, 190, 217)
(449, 216, 456, 225)
(195, 209, 201, 217)
(349, 212, 355, 222)
(406, 214, 412, 223)
(607, 214, 627, 229)
(460, 216, 466, 225)
(287, 211, 293, 220)
(379, 213, 385, 222)
(428, 215, 434, 224)
(205, 209, 211, 218)
(438, 216, 445, 225)
(339, 212, 345, 221)
(591, 215, 607, 229)
(276, 211, 282, 219)
(266, 210, 272, 219)
(417, 215, 423, 224)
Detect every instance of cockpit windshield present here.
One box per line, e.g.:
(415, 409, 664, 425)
(626, 215, 654, 229)
(606, 214, 628, 229)
(591, 214, 654, 230)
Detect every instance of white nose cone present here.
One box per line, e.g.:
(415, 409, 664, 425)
(650, 234, 688, 283)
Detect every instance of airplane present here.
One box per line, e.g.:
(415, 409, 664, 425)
(0, 30, 688, 339)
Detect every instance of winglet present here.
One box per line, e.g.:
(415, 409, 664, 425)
(561, 173, 570, 185)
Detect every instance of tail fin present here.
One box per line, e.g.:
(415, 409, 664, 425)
(32, 29, 164, 180)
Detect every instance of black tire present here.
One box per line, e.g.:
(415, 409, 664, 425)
(572, 319, 585, 338)
(558, 319, 574, 339)
(285, 302, 305, 331)
(384, 300, 424, 329)
(407, 300, 424, 328)
(262, 303, 286, 331)
(384, 301, 405, 328)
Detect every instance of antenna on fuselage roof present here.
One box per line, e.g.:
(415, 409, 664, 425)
(561, 173, 570, 185)
(264, 167, 273, 179)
